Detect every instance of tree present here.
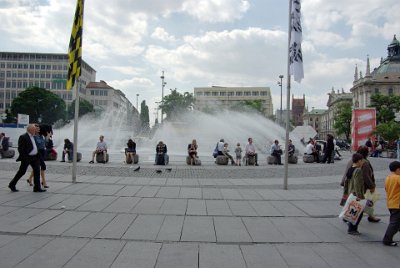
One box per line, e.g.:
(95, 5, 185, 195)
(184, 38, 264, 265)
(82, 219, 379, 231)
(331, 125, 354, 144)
(68, 98, 94, 119)
(10, 86, 66, 124)
(333, 101, 352, 140)
(140, 100, 150, 134)
(159, 89, 194, 120)
(375, 121, 400, 145)
(230, 100, 264, 113)
(369, 94, 400, 123)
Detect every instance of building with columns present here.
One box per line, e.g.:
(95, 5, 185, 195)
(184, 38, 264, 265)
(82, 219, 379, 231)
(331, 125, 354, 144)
(352, 35, 400, 108)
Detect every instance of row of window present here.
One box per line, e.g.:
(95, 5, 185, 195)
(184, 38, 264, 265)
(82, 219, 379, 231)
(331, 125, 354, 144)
(0, 90, 72, 101)
(196, 91, 268, 97)
(0, 63, 67, 71)
(0, 54, 66, 61)
(90, 90, 109, 96)
(0, 80, 66, 90)
(91, 99, 108, 106)
(374, 88, 394, 95)
(0, 71, 67, 79)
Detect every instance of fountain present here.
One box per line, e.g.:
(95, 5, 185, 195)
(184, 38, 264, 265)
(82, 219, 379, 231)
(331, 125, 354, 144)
(52, 109, 305, 163)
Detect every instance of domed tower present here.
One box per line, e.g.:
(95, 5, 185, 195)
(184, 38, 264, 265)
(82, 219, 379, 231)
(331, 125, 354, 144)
(351, 35, 400, 109)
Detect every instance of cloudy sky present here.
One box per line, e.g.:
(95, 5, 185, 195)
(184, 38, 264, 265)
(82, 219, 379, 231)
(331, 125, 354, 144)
(1, 0, 399, 124)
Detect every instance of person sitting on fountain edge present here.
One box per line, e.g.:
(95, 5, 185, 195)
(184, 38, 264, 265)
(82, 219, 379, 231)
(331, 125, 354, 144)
(223, 143, 236, 165)
(61, 139, 74, 162)
(245, 137, 259, 166)
(125, 139, 136, 164)
(89, 135, 108, 163)
(188, 139, 198, 165)
(270, 140, 283, 165)
(287, 139, 295, 158)
(155, 141, 168, 165)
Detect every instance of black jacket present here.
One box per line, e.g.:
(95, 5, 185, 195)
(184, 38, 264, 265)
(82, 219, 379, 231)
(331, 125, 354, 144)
(16, 133, 36, 162)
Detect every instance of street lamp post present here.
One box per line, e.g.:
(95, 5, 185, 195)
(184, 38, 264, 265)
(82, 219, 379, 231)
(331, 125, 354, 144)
(278, 75, 284, 125)
(136, 94, 139, 112)
(160, 71, 167, 124)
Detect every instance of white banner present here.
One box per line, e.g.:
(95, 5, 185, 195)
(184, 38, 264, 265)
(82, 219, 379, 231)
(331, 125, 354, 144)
(289, 0, 304, 83)
(17, 114, 29, 125)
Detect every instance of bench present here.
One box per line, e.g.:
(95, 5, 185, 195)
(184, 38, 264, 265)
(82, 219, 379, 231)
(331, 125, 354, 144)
(215, 155, 228, 165)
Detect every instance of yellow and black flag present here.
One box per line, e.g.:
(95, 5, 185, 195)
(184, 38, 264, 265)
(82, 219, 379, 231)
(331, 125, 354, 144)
(66, 0, 84, 90)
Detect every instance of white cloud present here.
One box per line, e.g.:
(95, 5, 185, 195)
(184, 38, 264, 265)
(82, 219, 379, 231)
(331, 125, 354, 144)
(151, 27, 177, 43)
(181, 0, 250, 22)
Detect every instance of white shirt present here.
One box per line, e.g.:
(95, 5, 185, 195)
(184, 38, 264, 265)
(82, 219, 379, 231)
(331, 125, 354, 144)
(96, 141, 107, 151)
(305, 143, 314, 154)
(28, 133, 38, 156)
(217, 141, 224, 152)
(245, 143, 256, 154)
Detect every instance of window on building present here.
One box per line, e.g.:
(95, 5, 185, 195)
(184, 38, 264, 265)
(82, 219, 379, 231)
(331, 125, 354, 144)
(252, 91, 259, 96)
(219, 91, 226, 96)
(204, 91, 210, 96)
(316, 118, 319, 122)
(196, 92, 203, 96)
(260, 91, 267, 96)
(91, 90, 95, 95)
(244, 91, 251, 96)
(212, 92, 218, 96)
(228, 91, 234, 96)
(104, 90, 108, 96)
(310, 118, 313, 122)
(388, 88, 393, 95)
(236, 91, 242, 96)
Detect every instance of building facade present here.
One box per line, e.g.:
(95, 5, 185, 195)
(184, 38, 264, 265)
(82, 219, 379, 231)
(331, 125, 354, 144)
(0, 52, 96, 113)
(194, 86, 273, 117)
(352, 35, 400, 108)
(303, 108, 327, 138)
(292, 94, 305, 126)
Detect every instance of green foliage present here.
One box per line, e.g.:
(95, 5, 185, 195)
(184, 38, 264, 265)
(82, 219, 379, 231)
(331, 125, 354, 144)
(3, 109, 15, 123)
(68, 98, 95, 119)
(10, 86, 66, 124)
(369, 94, 400, 123)
(375, 121, 400, 143)
(333, 101, 352, 140)
(140, 100, 150, 134)
(159, 89, 194, 120)
(230, 100, 264, 113)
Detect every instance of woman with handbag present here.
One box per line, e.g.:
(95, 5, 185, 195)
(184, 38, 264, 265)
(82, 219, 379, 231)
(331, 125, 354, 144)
(342, 153, 365, 235)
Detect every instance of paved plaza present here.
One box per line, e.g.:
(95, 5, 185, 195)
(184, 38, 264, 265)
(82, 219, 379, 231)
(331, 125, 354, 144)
(0, 152, 399, 267)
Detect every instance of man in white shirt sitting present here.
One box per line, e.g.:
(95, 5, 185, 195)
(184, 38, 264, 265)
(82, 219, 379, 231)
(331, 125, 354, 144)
(245, 137, 259, 166)
(89, 135, 108, 163)
(305, 139, 320, 163)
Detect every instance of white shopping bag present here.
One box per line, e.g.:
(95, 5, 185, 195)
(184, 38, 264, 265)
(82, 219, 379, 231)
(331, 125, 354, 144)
(339, 193, 367, 225)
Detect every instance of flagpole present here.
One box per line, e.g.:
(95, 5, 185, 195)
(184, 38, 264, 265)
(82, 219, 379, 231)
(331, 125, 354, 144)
(283, 0, 293, 190)
(72, 78, 80, 183)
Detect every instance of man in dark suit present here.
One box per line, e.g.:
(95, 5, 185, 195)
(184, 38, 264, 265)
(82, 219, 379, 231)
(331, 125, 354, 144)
(8, 124, 46, 192)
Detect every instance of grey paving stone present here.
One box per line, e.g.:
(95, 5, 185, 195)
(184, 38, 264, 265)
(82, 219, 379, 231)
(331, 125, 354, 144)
(238, 189, 263, 200)
(182, 179, 199, 186)
(135, 186, 161, 197)
(249, 200, 283, 216)
(241, 244, 289, 268)
(270, 218, 321, 242)
(221, 188, 243, 199)
(255, 189, 282, 200)
(149, 178, 167, 185)
(0, 209, 63, 233)
(155, 243, 198, 268)
(270, 200, 307, 216)
(0, 236, 52, 268)
(343, 242, 400, 267)
(293, 200, 339, 217)
(50, 194, 96, 210)
(156, 187, 181, 198)
(75, 184, 104, 194)
(157, 215, 184, 241)
(63, 212, 116, 238)
(0, 191, 31, 204)
(122, 214, 165, 240)
(202, 188, 223, 199)
(96, 214, 137, 239)
(228, 178, 248, 186)
(102, 196, 141, 213)
(273, 189, 320, 200)
(0, 205, 19, 216)
(76, 196, 118, 212)
(132, 198, 165, 214)
(14, 237, 89, 268)
(56, 183, 91, 194)
(63, 239, 125, 268)
(198, 179, 217, 186)
(166, 178, 183, 186)
(199, 244, 246, 268)
(94, 184, 125, 195)
(114, 185, 142, 196)
(0, 234, 19, 248)
(136, 177, 152, 185)
(186, 199, 207, 215)
(214, 178, 232, 186)
(111, 241, 161, 268)
(0, 207, 43, 227)
(228, 200, 258, 216)
(29, 211, 90, 235)
(276, 244, 330, 268)
(310, 243, 370, 268)
(214, 216, 252, 243)
(181, 216, 216, 242)
(206, 200, 232, 216)
(179, 187, 202, 199)
(159, 199, 187, 215)
(3, 193, 49, 207)
(26, 193, 71, 209)
(298, 217, 354, 243)
(242, 217, 288, 243)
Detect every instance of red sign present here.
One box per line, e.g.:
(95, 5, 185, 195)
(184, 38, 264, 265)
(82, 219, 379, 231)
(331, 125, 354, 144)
(351, 109, 376, 151)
